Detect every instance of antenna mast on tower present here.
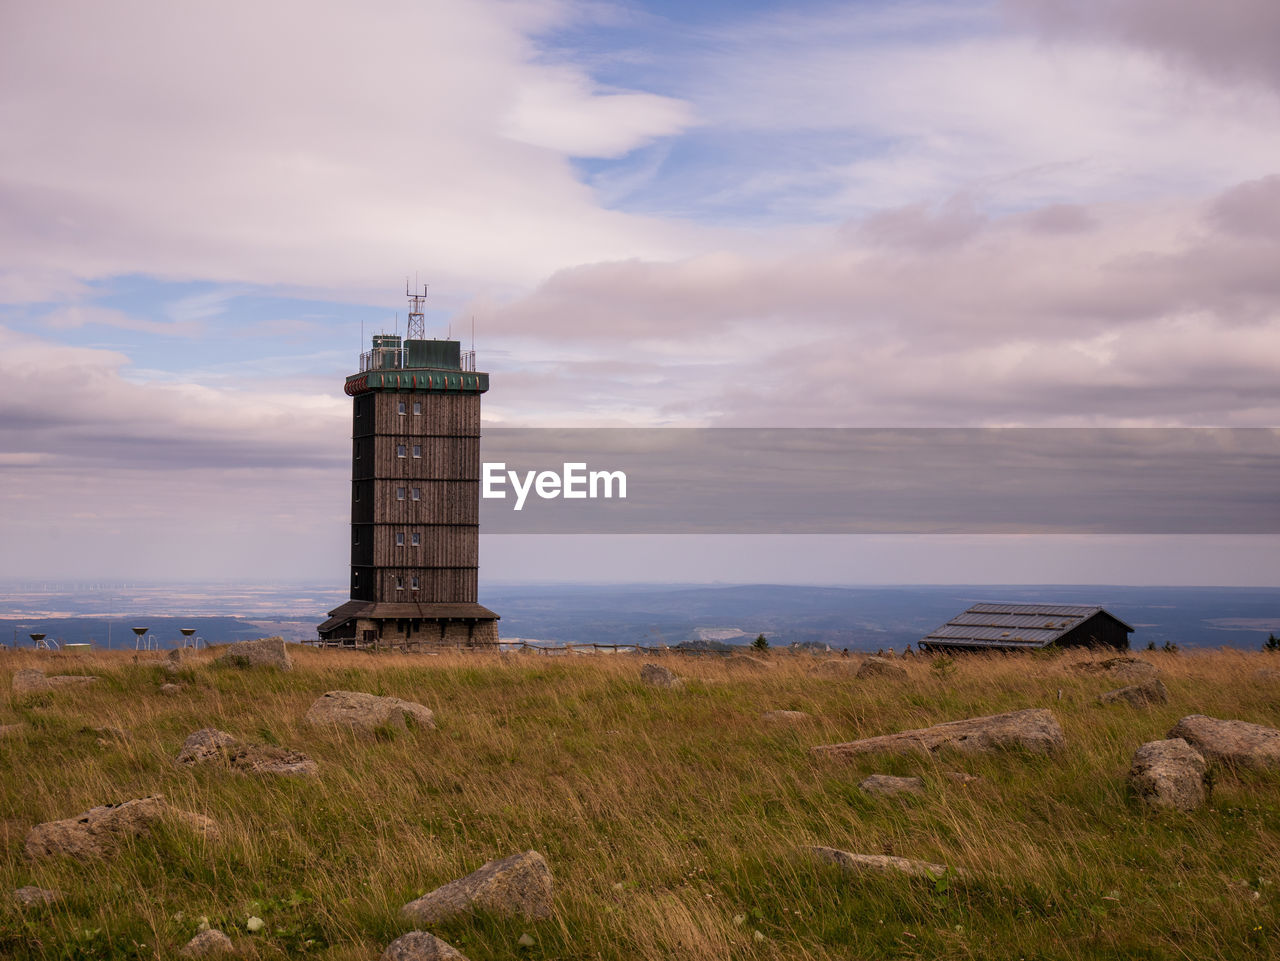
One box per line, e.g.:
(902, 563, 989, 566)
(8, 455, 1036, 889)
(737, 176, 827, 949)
(406, 280, 428, 340)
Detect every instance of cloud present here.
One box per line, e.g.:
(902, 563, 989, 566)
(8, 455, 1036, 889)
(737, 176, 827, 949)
(0, 0, 699, 299)
(1007, 0, 1280, 91)
(472, 179, 1280, 427)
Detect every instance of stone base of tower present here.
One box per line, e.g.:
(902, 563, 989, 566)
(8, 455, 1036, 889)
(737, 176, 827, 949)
(317, 601, 499, 650)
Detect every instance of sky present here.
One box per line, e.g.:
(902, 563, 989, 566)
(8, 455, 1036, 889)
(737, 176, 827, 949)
(2, 0, 1279, 586)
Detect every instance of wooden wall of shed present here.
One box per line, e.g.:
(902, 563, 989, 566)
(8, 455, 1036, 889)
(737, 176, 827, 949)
(1058, 615, 1131, 650)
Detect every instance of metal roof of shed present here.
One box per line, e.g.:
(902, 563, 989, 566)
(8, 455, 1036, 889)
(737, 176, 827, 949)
(920, 602, 1133, 650)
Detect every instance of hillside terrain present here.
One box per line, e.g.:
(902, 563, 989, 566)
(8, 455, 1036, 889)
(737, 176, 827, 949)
(2, 645, 1279, 960)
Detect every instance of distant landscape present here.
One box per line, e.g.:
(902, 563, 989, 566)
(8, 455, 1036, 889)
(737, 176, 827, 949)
(3, 582, 1278, 651)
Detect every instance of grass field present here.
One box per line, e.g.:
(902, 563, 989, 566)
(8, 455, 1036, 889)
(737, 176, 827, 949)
(2, 646, 1278, 960)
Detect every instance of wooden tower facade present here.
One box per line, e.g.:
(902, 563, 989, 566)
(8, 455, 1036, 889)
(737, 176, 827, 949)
(318, 292, 499, 648)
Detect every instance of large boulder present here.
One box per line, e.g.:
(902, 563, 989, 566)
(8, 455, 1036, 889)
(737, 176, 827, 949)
(813, 708, 1065, 759)
(213, 637, 292, 671)
(640, 664, 683, 689)
(856, 656, 907, 680)
(25, 795, 219, 861)
(12, 669, 98, 697)
(401, 850, 553, 924)
(304, 691, 435, 733)
(382, 931, 470, 961)
(809, 846, 957, 879)
(1167, 715, 1280, 770)
(1128, 738, 1209, 811)
(859, 774, 925, 797)
(1098, 678, 1169, 707)
(1073, 657, 1158, 681)
(175, 728, 318, 776)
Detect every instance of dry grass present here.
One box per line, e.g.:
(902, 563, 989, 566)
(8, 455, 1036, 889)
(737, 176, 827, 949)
(1, 645, 1278, 960)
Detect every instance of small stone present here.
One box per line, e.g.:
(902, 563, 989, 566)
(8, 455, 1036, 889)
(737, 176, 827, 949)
(856, 656, 908, 680)
(762, 710, 811, 722)
(401, 850, 553, 924)
(212, 636, 292, 671)
(175, 728, 318, 776)
(1073, 657, 1159, 681)
(245, 917, 264, 932)
(304, 691, 435, 732)
(13, 886, 63, 906)
(160, 683, 182, 694)
(1129, 738, 1209, 811)
(859, 774, 926, 797)
(517, 933, 535, 946)
(0, 723, 24, 738)
(813, 708, 1065, 759)
(640, 664, 683, 689)
(1167, 714, 1280, 771)
(12, 669, 98, 697)
(381, 931, 470, 961)
(181, 928, 234, 956)
(1098, 678, 1169, 707)
(25, 795, 219, 861)
(943, 771, 981, 784)
(809, 846, 959, 879)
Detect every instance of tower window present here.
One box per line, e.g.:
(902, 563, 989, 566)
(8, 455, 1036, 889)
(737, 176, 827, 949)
(411, 576, 419, 590)
(397, 444, 406, 458)
(412, 401, 421, 415)
(353, 571, 360, 586)
(412, 444, 421, 458)
(411, 488, 420, 500)
(411, 532, 421, 546)
(353, 529, 360, 545)
(397, 401, 406, 415)
(395, 532, 405, 546)
(395, 576, 403, 591)
(397, 487, 406, 500)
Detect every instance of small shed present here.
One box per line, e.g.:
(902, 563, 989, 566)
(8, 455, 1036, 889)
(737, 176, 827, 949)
(918, 602, 1133, 653)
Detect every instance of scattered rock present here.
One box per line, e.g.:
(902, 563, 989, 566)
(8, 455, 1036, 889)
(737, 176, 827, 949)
(807, 660, 859, 676)
(640, 664, 683, 689)
(1167, 715, 1280, 771)
(762, 710, 811, 722)
(82, 725, 132, 747)
(1255, 668, 1280, 682)
(401, 850, 554, 924)
(0, 723, 23, 738)
(213, 636, 292, 671)
(813, 708, 1065, 759)
(381, 931, 470, 961)
(943, 771, 981, 784)
(859, 774, 925, 797)
(809, 846, 957, 879)
(175, 728, 318, 776)
(13, 885, 63, 906)
(160, 683, 183, 695)
(12, 669, 98, 696)
(856, 656, 908, 680)
(726, 655, 772, 671)
(304, 691, 435, 733)
(1098, 678, 1169, 707)
(1129, 738, 1209, 812)
(181, 928, 235, 957)
(25, 794, 219, 861)
(1073, 657, 1158, 681)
